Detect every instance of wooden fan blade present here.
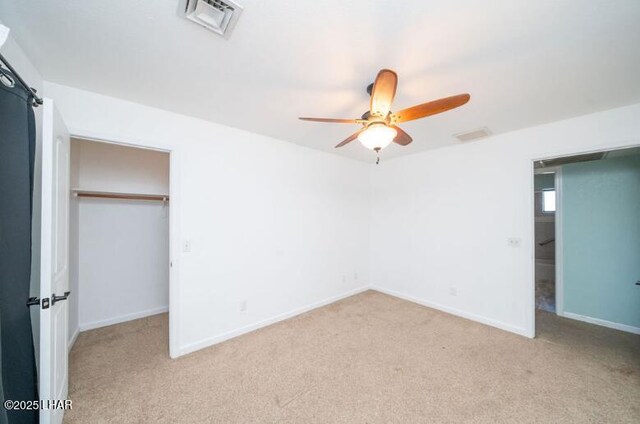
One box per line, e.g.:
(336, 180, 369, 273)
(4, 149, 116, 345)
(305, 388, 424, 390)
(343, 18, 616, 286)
(299, 117, 359, 124)
(392, 126, 413, 146)
(393, 94, 470, 123)
(335, 129, 364, 148)
(370, 69, 398, 118)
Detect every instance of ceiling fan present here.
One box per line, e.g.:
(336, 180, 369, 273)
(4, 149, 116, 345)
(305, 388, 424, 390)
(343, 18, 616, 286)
(299, 69, 470, 162)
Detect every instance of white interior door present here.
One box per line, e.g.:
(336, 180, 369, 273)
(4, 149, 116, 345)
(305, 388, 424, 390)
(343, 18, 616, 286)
(39, 98, 70, 424)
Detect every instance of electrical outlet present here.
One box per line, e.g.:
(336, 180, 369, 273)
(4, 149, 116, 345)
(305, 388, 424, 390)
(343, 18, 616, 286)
(342, 274, 347, 283)
(182, 240, 191, 252)
(449, 287, 457, 296)
(240, 300, 247, 312)
(507, 237, 521, 248)
(353, 272, 359, 281)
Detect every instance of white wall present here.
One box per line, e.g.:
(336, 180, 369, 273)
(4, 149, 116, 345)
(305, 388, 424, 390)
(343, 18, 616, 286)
(370, 102, 640, 337)
(0, 23, 43, 102)
(76, 200, 169, 330)
(45, 82, 371, 357)
(0, 21, 44, 356)
(70, 140, 170, 332)
(71, 140, 169, 195)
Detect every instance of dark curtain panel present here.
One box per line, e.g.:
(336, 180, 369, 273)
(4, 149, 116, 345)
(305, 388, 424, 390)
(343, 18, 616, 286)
(0, 69, 39, 424)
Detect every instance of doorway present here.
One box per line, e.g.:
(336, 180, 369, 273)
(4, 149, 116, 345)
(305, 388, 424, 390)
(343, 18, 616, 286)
(67, 138, 171, 353)
(534, 146, 640, 336)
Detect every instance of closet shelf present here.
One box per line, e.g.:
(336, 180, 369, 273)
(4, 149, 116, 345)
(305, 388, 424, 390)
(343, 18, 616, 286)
(71, 189, 169, 202)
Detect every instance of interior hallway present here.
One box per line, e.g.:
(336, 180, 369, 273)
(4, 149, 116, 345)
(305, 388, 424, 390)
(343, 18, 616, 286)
(66, 291, 640, 423)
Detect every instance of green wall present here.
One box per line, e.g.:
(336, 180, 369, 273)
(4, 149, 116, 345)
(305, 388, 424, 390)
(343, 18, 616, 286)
(562, 154, 640, 329)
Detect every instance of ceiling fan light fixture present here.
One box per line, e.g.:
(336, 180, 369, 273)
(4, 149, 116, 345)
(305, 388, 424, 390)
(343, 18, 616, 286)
(298, 69, 470, 153)
(357, 123, 396, 150)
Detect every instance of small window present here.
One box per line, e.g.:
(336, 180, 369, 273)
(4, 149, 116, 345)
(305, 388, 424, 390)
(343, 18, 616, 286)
(542, 190, 556, 213)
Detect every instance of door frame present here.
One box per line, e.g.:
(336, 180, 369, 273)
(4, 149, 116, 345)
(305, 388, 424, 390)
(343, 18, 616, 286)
(66, 131, 181, 358)
(554, 168, 564, 317)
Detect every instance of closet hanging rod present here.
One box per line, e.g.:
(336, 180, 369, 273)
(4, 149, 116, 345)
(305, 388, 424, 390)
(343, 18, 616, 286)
(0, 52, 43, 107)
(72, 190, 169, 202)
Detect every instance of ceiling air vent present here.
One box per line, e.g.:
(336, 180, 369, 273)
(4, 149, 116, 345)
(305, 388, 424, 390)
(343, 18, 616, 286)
(453, 127, 491, 141)
(454, 127, 492, 142)
(181, 0, 243, 39)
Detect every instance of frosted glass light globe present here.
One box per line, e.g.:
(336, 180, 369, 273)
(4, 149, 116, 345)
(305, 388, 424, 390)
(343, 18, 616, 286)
(357, 124, 396, 150)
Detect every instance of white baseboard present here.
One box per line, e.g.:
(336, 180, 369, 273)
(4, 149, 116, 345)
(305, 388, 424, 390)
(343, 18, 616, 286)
(178, 286, 369, 357)
(371, 286, 531, 338)
(560, 311, 640, 335)
(68, 326, 80, 352)
(79, 305, 169, 331)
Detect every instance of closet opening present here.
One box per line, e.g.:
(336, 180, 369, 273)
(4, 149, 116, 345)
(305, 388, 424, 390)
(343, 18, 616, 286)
(67, 137, 172, 360)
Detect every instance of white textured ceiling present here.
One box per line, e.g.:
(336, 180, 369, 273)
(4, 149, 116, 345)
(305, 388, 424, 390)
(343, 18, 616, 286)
(2, 0, 640, 162)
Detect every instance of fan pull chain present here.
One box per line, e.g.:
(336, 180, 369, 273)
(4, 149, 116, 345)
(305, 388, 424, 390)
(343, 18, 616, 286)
(374, 147, 381, 165)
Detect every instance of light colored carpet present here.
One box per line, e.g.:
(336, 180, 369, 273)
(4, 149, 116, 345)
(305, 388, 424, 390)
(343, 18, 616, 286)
(65, 290, 640, 423)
